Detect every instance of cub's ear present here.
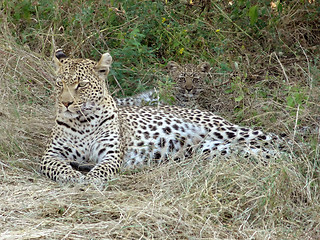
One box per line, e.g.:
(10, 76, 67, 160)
(53, 49, 67, 72)
(198, 62, 210, 73)
(95, 52, 112, 80)
(165, 61, 181, 72)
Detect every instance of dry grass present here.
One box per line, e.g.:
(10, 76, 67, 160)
(1, 151, 320, 239)
(0, 38, 54, 170)
(1, 27, 320, 240)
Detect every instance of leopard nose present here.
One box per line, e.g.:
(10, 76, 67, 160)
(62, 101, 74, 108)
(185, 81, 193, 92)
(185, 85, 193, 92)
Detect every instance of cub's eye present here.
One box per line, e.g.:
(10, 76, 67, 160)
(192, 77, 200, 83)
(179, 77, 186, 83)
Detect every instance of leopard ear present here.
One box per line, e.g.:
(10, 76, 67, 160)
(53, 49, 67, 72)
(95, 52, 112, 80)
(198, 62, 210, 73)
(165, 61, 181, 72)
(55, 49, 67, 60)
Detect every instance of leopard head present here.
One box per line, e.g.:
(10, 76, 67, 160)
(53, 50, 112, 118)
(166, 61, 210, 100)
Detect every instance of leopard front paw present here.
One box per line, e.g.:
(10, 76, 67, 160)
(79, 174, 105, 186)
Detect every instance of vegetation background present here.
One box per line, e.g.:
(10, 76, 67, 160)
(0, 0, 319, 239)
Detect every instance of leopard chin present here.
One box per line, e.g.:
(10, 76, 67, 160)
(184, 93, 195, 98)
(60, 110, 80, 119)
(59, 103, 96, 118)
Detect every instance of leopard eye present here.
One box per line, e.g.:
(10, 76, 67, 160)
(56, 81, 63, 87)
(76, 81, 89, 89)
(192, 76, 200, 83)
(178, 76, 186, 83)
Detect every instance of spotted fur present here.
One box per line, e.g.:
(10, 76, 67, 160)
(116, 89, 160, 107)
(40, 51, 281, 184)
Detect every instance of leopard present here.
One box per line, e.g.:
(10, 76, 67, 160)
(40, 50, 282, 184)
(115, 61, 211, 108)
(165, 61, 211, 108)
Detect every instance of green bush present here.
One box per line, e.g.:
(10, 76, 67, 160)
(1, 0, 319, 129)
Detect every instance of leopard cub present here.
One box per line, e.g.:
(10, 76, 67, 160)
(116, 61, 210, 108)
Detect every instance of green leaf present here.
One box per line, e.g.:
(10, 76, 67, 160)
(277, 3, 283, 13)
(249, 5, 258, 25)
(286, 96, 295, 107)
(235, 95, 244, 102)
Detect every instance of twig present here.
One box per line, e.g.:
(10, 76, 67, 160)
(293, 104, 300, 142)
(272, 52, 289, 83)
(112, 75, 125, 96)
(298, 41, 312, 89)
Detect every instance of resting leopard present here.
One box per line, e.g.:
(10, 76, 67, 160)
(40, 50, 282, 184)
(115, 61, 210, 108)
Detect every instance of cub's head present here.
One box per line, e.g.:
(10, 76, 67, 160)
(166, 61, 210, 99)
(53, 50, 112, 118)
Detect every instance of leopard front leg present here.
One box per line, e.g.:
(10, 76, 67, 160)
(40, 135, 93, 184)
(41, 153, 121, 184)
(41, 155, 85, 183)
(41, 126, 123, 184)
(86, 139, 123, 181)
(86, 155, 122, 181)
